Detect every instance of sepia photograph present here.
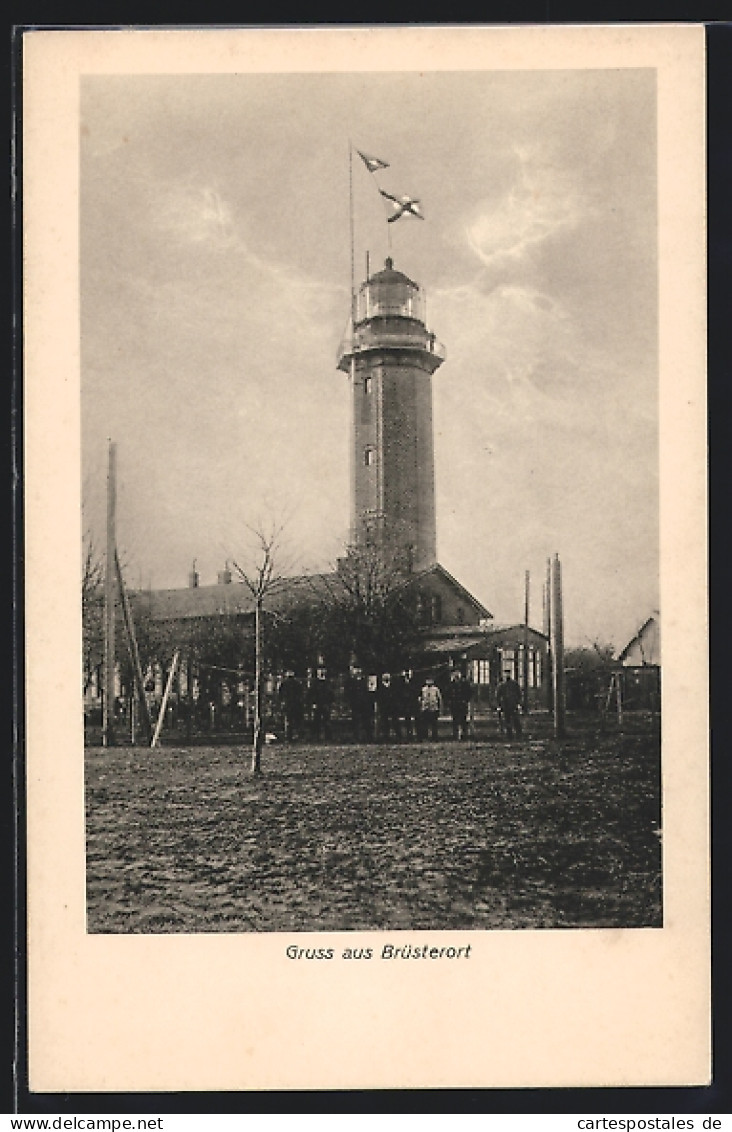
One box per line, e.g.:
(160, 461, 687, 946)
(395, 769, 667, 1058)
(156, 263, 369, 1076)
(24, 25, 708, 1092)
(80, 65, 662, 936)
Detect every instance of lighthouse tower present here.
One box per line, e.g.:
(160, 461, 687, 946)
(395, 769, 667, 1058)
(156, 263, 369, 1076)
(337, 257, 445, 571)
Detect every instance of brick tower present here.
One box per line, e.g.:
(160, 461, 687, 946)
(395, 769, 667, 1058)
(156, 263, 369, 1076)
(337, 257, 445, 571)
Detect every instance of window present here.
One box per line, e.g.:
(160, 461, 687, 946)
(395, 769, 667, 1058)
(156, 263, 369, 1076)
(364, 446, 375, 466)
(457, 606, 465, 624)
(364, 375, 372, 395)
(472, 659, 490, 685)
(431, 594, 442, 624)
(501, 649, 516, 680)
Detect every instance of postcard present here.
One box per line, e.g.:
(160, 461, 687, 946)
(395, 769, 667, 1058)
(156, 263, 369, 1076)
(23, 24, 708, 1092)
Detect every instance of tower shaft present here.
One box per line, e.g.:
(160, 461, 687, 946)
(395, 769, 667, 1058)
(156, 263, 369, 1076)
(337, 258, 445, 571)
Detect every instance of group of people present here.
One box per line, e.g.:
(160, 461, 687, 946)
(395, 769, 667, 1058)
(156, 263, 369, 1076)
(276, 665, 524, 744)
(277, 668, 332, 743)
(344, 668, 451, 743)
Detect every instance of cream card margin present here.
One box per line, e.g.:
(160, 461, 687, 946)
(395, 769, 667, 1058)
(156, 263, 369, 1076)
(23, 25, 709, 1093)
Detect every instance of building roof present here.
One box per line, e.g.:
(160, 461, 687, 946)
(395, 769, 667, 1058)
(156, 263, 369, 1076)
(423, 623, 548, 654)
(416, 563, 491, 619)
(617, 615, 660, 666)
(364, 257, 418, 290)
(131, 573, 336, 623)
(132, 563, 491, 624)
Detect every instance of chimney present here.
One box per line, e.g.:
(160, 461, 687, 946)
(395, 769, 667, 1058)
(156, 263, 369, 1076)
(188, 560, 199, 589)
(218, 564, 232, 585)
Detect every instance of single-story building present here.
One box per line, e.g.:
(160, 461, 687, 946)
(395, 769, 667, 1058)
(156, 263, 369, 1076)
(418, 622, 549, 711)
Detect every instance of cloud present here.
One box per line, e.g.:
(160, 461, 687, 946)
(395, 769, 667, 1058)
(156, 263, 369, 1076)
(465, 146, 587, 293)
(80, 70, 659, 643)
(153, 183, 238, 248)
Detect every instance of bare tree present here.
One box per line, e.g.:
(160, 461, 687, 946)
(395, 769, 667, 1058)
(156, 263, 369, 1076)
(231, 518, 290, 773)
(331, 539, 419, 674)
(564, 640, 616, 711)
(288, 531, 421, 676)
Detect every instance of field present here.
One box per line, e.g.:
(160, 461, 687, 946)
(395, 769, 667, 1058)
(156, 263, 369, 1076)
(85, 713, 662, 933)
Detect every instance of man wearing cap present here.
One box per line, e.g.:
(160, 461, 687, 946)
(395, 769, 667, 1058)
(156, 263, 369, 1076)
(419, 677, 442, 741)
(448, 669, 472, 740)
(278, 670, 303, 742)
(377, 672, 401, 741)
(497, 673, 523, 739)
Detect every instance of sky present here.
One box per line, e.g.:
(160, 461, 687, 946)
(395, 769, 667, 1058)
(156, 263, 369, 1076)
(81, 67, 659, 650)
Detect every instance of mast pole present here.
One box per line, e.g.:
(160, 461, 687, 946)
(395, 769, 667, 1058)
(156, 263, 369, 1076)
(551, 553, 565, 737)
(348, 141, 357, 543)
(349, 140, 356, 321)
(544, 555, 553, 713)
(523, 569, 530, 715)
(102, 440, 117, 747)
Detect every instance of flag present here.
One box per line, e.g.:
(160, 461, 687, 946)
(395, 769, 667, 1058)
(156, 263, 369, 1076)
(380, 189, 425, 223)
(357, 149, 390, 174)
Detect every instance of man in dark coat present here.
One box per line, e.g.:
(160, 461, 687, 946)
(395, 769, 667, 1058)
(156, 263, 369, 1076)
(345, 666, 372, 742)
(309, 668, 333, 741)
(496, 673, 522, 739)
(448, 669, 472, 740)
(398, 670, 419, 740)
(377, 673, 401, 741)
(278, 671, 303, 741)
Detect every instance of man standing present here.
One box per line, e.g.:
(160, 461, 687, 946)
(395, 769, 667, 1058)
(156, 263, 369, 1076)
(345, 665, 371, 742)
(497, 673, 523, 739)
(309, 668, 333, 742)
(377, 673, 401, 741)
(278, 671, 303, 742)
(419, 677, 442, 741)
(398, 670, 419, 740)
(448, 669, 472, 740)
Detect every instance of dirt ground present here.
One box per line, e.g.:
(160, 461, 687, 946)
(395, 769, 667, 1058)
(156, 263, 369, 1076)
(85, 714, 662, 933)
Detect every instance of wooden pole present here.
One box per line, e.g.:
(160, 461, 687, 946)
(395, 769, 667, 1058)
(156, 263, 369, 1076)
(252, 597, 263, 773)
(544, 556, 553, 713)
(151, 650, 180, 749)
(348, 142, 357, 545)
(550, 553, 565, 737)
(523, 569, 530, 715)
(349, 141, 356, 317)
(115, 550, 153, 742)
(102, 440, 117, 747)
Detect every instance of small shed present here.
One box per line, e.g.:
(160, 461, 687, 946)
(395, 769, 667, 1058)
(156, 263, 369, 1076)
(616, 615, 661, 710)
(618, 616, 660, 668)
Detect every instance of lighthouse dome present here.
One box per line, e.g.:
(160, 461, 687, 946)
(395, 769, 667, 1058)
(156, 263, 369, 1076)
(356, 257, 423, 323)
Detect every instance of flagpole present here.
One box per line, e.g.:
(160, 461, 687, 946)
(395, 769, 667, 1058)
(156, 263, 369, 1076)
(349, 140, 356, 324)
